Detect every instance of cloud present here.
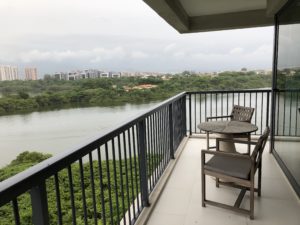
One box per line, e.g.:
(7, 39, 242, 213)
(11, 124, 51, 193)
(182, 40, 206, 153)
(248, 44, 272, 56)
(229, 47, 244, 54)
(173, 51, 186, 58)
(130, 51, 148, 59)
(90, 47, 126, 63)
(163, 43, 176, 52)
(17, 47, 127, 63)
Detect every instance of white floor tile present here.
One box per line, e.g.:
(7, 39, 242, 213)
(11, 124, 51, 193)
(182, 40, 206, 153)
(145, 138, 300, 225)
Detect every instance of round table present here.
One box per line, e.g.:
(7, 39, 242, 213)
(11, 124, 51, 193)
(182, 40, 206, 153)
(198, 121, 258, 152)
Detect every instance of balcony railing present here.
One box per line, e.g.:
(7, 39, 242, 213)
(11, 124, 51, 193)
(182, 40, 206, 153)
(274, 89, 300, 137)
(187, 89, 271, 136)
(0, 89, 272, 225)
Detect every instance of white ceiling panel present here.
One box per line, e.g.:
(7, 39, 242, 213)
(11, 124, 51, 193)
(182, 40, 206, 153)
(179, 0, 267, 16)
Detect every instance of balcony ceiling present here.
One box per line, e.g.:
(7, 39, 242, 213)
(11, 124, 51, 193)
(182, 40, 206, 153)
(143, 0, 288, 33)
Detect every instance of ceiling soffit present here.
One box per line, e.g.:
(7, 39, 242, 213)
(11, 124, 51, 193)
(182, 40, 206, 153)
(144, 0, 288, 33)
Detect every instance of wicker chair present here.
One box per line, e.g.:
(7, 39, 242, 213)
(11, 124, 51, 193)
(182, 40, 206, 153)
(206, 105, 255, 153)
(201, 127, 269, 219)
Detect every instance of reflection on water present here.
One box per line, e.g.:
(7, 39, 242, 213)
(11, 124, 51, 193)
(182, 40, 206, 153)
(0, 103, 157, 168)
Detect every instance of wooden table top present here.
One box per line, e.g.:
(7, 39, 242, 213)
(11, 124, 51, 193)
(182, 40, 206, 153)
(198, 121, 258, 134)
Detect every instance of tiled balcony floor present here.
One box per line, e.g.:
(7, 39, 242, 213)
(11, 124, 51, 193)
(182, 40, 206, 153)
(146, 138, 300, 225)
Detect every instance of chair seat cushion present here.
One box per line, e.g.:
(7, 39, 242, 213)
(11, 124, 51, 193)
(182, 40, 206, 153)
(204, 155, 251, 179)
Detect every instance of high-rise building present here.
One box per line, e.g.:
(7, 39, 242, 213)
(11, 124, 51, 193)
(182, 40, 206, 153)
(0, 65, 19, 81)
(25, 67, 38, 80)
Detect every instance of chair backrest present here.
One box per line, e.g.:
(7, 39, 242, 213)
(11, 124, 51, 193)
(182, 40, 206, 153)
(230, 105, 255, 123)
(251, 127, 270, 163)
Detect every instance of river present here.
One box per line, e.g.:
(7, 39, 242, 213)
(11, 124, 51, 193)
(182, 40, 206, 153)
(0, 103, 157, 168)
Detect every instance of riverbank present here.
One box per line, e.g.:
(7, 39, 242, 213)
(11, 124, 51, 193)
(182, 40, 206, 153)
(0, 73, 272, 116)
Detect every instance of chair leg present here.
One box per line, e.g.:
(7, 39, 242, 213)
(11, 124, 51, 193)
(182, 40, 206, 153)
(216, 178, 219, 188)
(258, 161, 262, 197)
(250, 181, 254, 220)
(202, 172, 206, 207)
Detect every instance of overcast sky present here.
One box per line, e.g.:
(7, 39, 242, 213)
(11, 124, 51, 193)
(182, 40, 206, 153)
(0, 0, 274, 76)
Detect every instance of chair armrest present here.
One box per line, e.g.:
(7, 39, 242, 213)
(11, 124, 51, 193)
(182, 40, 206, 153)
(201, 149, 251, 160)
(216, 138, 257, 146)
(206, 115, 232, 121)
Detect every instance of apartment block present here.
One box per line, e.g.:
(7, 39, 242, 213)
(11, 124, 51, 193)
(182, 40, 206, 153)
(25, 67, 38, 80)
(0, 65, 19, 81)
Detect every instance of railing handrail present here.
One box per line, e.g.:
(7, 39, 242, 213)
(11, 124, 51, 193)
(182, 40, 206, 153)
(0, 91, 187, 206)
(274, 89, 300, 92)
(186, 88, 271, 95)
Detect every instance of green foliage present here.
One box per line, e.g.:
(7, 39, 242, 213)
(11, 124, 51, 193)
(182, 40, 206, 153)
(0, 73, 272, 115)
(0, 151, 160, 225)
(10, 151, 52, 166)
(18, 91, 30, 99)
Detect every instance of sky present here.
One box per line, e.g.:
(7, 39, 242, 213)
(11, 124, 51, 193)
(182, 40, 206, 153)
(0, 0, 274, 76)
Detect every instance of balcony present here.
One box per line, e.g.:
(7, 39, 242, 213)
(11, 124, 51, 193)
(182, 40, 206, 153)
(0, 89, 299, 225)
(145, 138, 300, 225)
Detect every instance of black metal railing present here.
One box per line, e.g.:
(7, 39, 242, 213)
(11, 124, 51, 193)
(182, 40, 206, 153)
(274, 89, 300, 137)
(187, 89, 271, 136)
(0, 92, 187, 225)
(0, 89, 276, 225)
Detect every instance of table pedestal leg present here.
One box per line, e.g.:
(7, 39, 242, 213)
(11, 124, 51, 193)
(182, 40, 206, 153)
(206, 132, 209, 150)
(216, 134, 236, 152)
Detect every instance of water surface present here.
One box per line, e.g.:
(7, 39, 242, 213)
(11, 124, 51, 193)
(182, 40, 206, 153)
(0, 103, 157, 167)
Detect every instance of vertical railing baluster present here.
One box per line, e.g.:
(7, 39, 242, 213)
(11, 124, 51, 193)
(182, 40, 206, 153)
(162, 107, 168, 168)
(105, 142, 114, 224)
(122, 131, 132, 224)
(194, 93, 196, 132)
(153, 112, 159, 184)
(215, 93, 218, 117)
(289, 91, 293, 136)
(117, 135, 126, 225)
(68, 165, 76, 225)
(146, 117, 153, 191)
(210, 93, 212, 118)
(221, 93, 223, 118)
(156, 111, 161, 178)
(79, 158, 88, 225)
(88, 152, 98, 225)
(296, 92, 299, 136)
(283, 92, 286, 135)
(54, 173, 62, 225)
(30, 181, 49, 225)
(127, 129, 136, 220)
(110, 139, 120, 222)
(204, 93, 207, 125)
(266, 91, 270, 127)
(232, 92, 235, 107)
(150, 115, 157, 186)
(158, 110, 163, 176)
(227, 93, 229, 116)
(189, 93, 192, 135)
(276, 92, 280, 135)
(199, 93, 202, 125)
(183, 95, 187, 135)
(12, 198, 20, 225)
(169, 103, 174, 159)
(132, 126, 141, 212)
(261, 93, 264, 134)
(138, 119, 150, 208)
(255, 92, 258, 135)
(164, 107, 169, 165)
(97, 148, 106, 225)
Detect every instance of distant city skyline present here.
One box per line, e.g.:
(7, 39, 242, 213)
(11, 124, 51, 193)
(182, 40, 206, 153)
(0, 0, 273, 75)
